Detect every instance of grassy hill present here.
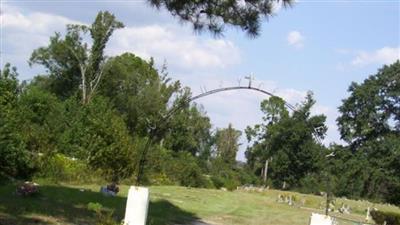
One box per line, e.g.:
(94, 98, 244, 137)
(0, 182, 399, 225)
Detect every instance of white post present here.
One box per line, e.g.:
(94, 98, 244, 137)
(124, 186, 149, 225)
(263, 159, 269, 183)
(365, 207, 371, 222)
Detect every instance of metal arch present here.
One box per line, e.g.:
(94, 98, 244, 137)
(135, 85, 299, 185)
(161, 86, 297, 123)
(190, 86, 297, 111)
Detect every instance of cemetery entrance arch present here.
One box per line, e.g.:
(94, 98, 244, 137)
(136, 85, 297, 185)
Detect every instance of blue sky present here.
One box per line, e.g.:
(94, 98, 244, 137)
(1, 0, 399, 160)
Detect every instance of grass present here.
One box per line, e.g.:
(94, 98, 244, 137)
(0, 181, 399, 225)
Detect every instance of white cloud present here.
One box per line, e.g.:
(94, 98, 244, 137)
(107, 25, 241, 70)
(1, 9, 81, 33)
(0, 4, 83, 79)
(351, 47, 400, 66)
(287, 30, 304, 49)
(1, 4, 240, 79)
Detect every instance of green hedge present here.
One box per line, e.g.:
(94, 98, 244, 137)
(371, 210, 400, 225)
(37, 153, 103, 183)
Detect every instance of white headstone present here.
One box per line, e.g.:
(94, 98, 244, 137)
(309, 213, 334, 225)
(124, 186, 149, 225)
(366, 207, 371, 221)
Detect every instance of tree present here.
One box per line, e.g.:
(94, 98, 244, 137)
(30, 11, 124, 104)
(148, 0, 293, 37)
(337, 61, 400, 148)
(246, 93, 327, 188)
(98, 53, 181, 137)
(19, 87, 64, 158)
(214, 124, 242, 165)
(0, 64, 35, 180)
(59, 96, 136, 182)
(336, 61, 400, 205)
(163, 103, 212, 157)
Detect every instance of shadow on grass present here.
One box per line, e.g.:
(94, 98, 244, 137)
(0, 183, 200, 225)
(148, 200, 200, 225)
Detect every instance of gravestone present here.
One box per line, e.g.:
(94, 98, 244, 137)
(309, 213, 335, 225)
(365, 207, 371, 222)
(124, 186, 149, 225)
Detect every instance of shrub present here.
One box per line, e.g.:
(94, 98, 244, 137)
(37, 153, 102, 183)
(224, 178, 240, 191)
(148, 172, 174, 186)
(167, 152, 208, 187)
(210, 175, 224, 189)
(298, 174, 324, 194)
(146, 148, 209, 188)
(371, 210, 400, 225)
(87, 202, 120, 225)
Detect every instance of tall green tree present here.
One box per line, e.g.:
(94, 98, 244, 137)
(148, 0, 293, 37)
(163, 103, 212, 157)
(30, 11, 124, 104)
(214, 124, 242, 165)
(337, 60, 400, 148)
(0, 64, 35, 179)
(336, 61, 400, 205)
(19, 87, 64, 158)
(98, 53, 181, 138)
(246, 93, 327, 188)
(59, 96, 136, 182)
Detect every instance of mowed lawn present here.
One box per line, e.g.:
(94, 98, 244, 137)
(0, 182, 399, 225)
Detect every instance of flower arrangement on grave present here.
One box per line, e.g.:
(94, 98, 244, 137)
(106, 183, 119, 194)
(16, 182, 39, 196)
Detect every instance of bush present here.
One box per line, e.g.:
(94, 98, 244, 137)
(37, 153, 102, 183)
(145, 147, 210, 188)
(298, 174, 324, 194)
(87, 202, 120, 225)
(210, 174, 240, 191)
(371, 210, 400, 225)
(210, 175, 224, 189)
(208, 158, 254, 191)
(168, 152, 208, 187)
(223, 178, 240, 191)
(236, 167, 258, 185)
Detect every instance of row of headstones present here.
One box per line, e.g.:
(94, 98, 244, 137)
(276, 193, 376, 218)
(236, 185, 270, 192)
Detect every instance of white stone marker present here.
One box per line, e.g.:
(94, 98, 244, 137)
(124, 186, 149, 225)
(309, 213, 335, 225)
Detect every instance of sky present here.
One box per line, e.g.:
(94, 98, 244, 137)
(1, 0, 399, 161)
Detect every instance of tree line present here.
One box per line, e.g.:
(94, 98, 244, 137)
(1, 11, 399, 205)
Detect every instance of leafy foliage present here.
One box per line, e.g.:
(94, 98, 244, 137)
(30, 11, 124, 104)
(245, 94, 327, 189)
(2, 10, 399, 208)
(337, 60, 400, 148)
(213, 124, 242, 165)
(148, 0, 293, 37)
(99, 53, 181, 137)
(371, 210, 400, 225)
(60, 97, 136, 182)
(334, 61, 400, 205)
(0, 64, 35, 180)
